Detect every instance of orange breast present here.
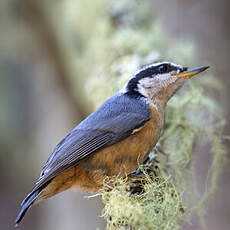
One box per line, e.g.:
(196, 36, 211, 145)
(40, 103, 163, 195)
(72, 103, 163, 191)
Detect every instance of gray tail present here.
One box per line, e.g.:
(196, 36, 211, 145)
(15, 188, 42, 227)
(15, 179, 52, 227)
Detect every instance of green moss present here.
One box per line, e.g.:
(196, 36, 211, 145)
(100, 174, 184, 230)
(83, 1, 226, 229)
(80, 0, 226, 229)
(97, 78, 226, 229)
(42, 0, 227, 229)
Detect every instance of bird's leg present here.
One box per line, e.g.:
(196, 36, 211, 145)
(127, 150, 162, 195)
(103, 180, 116, 191)
(128, 168, 144, 179)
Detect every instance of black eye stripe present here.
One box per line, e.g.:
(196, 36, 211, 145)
(133, 63, 181, 83)
(126, 62, 183, 97)
(135, 64, 178, 79)
(135, 68, 158, 79)
(136, 64, 177, 78)
(158, 64, 168, 73)
(157, 64, 179, 74)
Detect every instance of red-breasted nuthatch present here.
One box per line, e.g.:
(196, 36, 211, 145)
(15, 61, 209, 226)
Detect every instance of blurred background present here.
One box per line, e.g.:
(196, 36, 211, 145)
(0, 0, 229, 229)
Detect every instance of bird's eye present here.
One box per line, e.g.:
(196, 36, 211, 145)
(158, 65, 168, 73)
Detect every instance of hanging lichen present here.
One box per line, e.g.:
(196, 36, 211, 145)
(39, 0, 227, 229)
(96, 79, 226, 230)
(83, 1, 226, 229)
(100, 173, 184, 230)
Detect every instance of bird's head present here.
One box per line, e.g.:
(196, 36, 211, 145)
(124, 61, 209, 106)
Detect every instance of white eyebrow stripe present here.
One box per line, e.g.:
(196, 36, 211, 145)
(133, 61, 182, 76)
(119, 61, 183, 94)
(134, 63, 160, 75)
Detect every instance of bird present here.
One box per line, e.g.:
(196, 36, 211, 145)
(15, 61, 209, 226)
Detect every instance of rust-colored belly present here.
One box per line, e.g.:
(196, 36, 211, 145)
(72, 103, 163, 191)
(40, 103, 163, 196)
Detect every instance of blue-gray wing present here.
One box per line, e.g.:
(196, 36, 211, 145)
(26, 94, 151, 198)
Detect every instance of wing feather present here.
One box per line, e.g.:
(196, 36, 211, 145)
(24, 94, 151, 201)
(25, 132, 113, 201)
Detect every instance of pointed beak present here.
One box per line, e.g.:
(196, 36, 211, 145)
(173, 65, 210, 78)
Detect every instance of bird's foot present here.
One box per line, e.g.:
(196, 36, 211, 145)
(103, 180, 116, 191)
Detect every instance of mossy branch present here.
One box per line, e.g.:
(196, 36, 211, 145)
(33, 0, 227, 229)
(96, 79, 227, 229)
(82, 1, 227, 229)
